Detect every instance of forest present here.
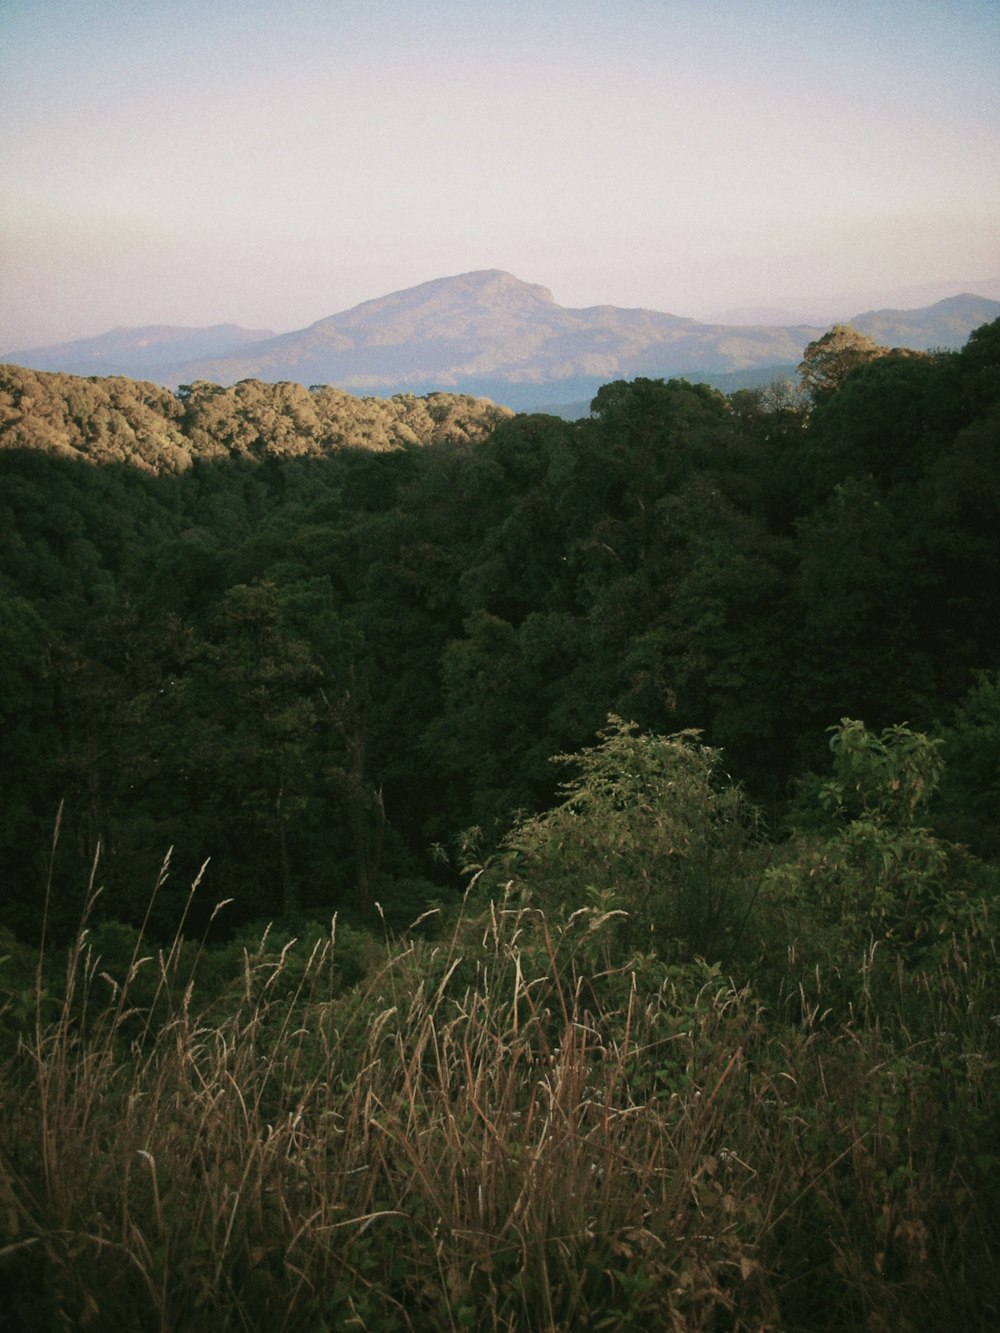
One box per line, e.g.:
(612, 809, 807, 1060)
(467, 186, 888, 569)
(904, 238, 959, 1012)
(0, 320, 998, 1330)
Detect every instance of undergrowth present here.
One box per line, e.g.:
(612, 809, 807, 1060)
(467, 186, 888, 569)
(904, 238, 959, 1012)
(1, 879, 997, 1331)
(1, 719, 998, 1329)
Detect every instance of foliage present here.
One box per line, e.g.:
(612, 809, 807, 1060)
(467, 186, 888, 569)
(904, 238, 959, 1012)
(767, 720, 985, 1025)
(0, 365, 511, 471)
(4, 320, 1000, 1326)
(797, 323, 892, 402)
(820, 716, 944, 826)
(494, 716, 765, 963)
(1, 322, 999, 947)
(935, 670, 1000, 857)
(1, 856, 997, 1330)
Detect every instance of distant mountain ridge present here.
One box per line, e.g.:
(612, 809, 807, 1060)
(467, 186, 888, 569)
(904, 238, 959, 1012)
(4, 271, 997, 410)
(849, 294, 999, 347)
(2, 323, 277, 381)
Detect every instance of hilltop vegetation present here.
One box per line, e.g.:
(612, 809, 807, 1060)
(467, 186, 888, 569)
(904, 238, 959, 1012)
(1, 321, 998, 1329)
(0, 368, 513, 471)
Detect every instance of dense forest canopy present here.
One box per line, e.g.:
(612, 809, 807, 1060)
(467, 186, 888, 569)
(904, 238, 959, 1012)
(1, 320, 998, 939)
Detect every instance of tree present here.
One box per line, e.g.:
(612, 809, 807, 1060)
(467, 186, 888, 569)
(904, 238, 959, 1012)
(797, 324, 889, 402)
(625, 477, 796, 771)
(935, 672, 1000, 857)
(805, 351, 937, 490)
(0, 596, 60, 934)
(770, 719, 965, 974)
(495, 717, 763, 962)
(788, 475, 931, 745)
(424, 609, 596, 837)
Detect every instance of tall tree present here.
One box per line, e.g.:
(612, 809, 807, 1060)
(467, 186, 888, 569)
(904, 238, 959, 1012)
(797, 324, 890, 403)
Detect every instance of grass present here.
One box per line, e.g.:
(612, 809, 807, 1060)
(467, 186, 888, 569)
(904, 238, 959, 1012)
(1, 871, 998, 1331)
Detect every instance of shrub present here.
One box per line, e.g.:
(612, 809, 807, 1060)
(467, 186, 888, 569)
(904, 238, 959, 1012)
(491, 715, 766, 965)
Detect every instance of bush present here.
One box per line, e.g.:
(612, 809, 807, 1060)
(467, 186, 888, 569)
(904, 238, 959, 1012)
(490, 715, 766, 965)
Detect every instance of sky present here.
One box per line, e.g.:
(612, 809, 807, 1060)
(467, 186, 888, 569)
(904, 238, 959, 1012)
(1, 0, 998, 349)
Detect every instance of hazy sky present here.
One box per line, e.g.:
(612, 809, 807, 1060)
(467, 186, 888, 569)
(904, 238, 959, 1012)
(2, 0, 998, 348)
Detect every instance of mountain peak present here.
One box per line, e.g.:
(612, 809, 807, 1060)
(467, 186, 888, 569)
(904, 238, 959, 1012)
(449, 269, 556, 303)
(316, 270, 556, 329)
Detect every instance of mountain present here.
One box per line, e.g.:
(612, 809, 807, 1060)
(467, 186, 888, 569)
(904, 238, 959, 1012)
(164, 271, 820, 406)
(850, 294, 1000, 350)
(4, 273, 998, 411)
(1, 323, 275, 380)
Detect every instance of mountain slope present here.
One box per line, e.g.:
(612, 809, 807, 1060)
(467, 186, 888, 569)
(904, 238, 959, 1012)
(4, 273, 998, 410)
(1, 324, 276, 380)
(171, 270, 820, 397)
(851, 294, 1000, 349)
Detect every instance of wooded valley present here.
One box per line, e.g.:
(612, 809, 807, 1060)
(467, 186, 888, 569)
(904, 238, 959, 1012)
(0, 321, 997, 1329)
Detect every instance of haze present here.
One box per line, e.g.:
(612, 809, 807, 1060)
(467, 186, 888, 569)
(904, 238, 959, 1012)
(2, 0, 998, 351)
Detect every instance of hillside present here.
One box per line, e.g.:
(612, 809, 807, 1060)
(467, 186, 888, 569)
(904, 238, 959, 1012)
(2, 323, 276, 380)
(2, 316, 998, 922)
(0, 366, 513, 473)
(6, 271, 996, 409)
(1, 318, 999, 1330)
(170, 270, 818, 398)
(851, 292, 1000, 348)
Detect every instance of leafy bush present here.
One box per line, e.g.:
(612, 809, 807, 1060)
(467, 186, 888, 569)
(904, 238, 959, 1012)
(492, 715, 766, 965)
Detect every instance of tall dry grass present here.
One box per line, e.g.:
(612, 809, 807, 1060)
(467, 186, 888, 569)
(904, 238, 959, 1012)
(1, 874, 997, 1330)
